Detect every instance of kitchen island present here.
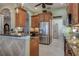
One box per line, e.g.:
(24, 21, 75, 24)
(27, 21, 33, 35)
(66, 39, 79, 56)
(0, 34, 30, 56)
(65, 38, 79, 56)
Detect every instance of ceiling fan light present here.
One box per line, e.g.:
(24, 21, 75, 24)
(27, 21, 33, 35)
(35, 7, 37, 9)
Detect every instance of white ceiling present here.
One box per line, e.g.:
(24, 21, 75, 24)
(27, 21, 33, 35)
(0, 3, 68, 13)
(24, 3, 68, 13)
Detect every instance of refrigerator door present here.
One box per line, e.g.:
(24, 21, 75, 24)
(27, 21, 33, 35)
(40, 22, 49, 35)
(40, 22, 50, 45)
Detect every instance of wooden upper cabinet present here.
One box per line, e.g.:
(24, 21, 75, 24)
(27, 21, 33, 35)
(15, 7, 27, 27)
(68, 3, 73, 14)
(31, 12, 52, 28)
(68, 4, 79, 25)
(72, 4, 78, 24)
(39, 12, 52, 22)
(31, 15, 39, 28)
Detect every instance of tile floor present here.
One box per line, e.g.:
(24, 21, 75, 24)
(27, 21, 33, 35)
(39, 38, 64, 56)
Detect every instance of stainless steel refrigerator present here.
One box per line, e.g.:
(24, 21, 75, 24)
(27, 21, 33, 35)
(39, 21, 52, 45)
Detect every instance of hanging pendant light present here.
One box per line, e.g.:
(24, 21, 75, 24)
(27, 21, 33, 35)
(21, 3, 24, 7)
(19, 3, 24, 8)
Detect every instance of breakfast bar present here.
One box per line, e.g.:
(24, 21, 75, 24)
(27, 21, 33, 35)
(0, 34, 30, 56)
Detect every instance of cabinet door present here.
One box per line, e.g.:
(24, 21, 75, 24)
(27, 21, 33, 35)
(72, 4, 78, 24)
(68, 4, 79, 24)
(16, 8, 26, 27)
(40, 12, 52, 22)
(45, 14, 51, 22)
(31, 15, 39, 27)
(31, 16, 36, 27)
(68, 3, 73, 14)
(19, 9, 26, 27)
(30, 37, 39, 56)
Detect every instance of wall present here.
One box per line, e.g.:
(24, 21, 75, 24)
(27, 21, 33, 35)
(52, 7, 68, 26)
(0, 4, 16, 30)
(52, 17, 64, 39)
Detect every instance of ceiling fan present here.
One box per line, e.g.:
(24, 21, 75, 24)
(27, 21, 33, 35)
(35, 3, 53, 12)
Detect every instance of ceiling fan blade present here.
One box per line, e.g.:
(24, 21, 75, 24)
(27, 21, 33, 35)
(35, 3, 41, 7)
(45, 3, 53, 5)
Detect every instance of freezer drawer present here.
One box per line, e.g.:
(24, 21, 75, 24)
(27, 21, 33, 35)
(40, 36, 50, 45)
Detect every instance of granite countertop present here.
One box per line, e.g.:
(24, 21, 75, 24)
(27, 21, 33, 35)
(0, 34, 30, 40)
(31, 36, 39, 39)
(0, 34, 30, 37)
(67, 39, 79, 56)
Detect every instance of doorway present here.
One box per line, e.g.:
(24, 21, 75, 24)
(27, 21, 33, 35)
(52, 17, 64, 40)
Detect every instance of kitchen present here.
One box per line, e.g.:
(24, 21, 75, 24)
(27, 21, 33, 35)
(0, 3, 78, 56)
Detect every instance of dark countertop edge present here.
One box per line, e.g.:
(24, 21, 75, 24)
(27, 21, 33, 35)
(30, 36, 39, 38)
(0, 34, 30, 37)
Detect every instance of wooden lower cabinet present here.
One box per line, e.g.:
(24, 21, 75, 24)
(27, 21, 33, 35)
(30, 36, 39, 56)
